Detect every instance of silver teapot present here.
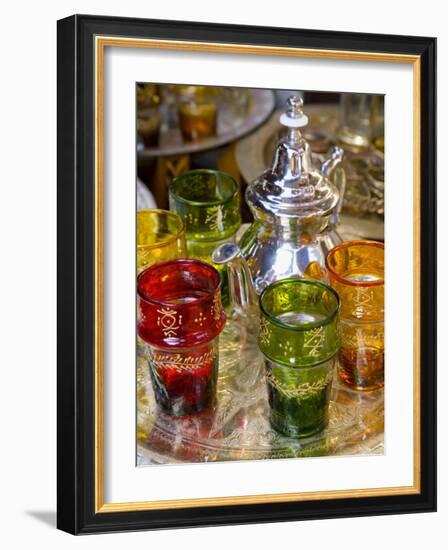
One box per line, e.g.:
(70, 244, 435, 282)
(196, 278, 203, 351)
(238, 95, 346, 293)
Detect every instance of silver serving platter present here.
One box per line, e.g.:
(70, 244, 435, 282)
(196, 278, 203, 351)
(137, 320, 384, 465)
(138, 88, 275, 157)
(235, 106, 384, 241)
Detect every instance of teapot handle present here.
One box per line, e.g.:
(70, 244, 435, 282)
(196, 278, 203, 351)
(329, 165, 347, 227)
(212, 243, 259, 324)
(321, 145, 344, 177)
(321, 146, 346, 227)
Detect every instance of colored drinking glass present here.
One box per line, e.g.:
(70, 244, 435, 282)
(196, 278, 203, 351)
(168, 169, 241, 304)
(175, 86, 218, 142)
(137, 259, 226, 417)
(137, 84, 161, 147)
(326, 240, 384, 391)
(336, 93, 384, 152)
(137, 209, 186, 274)
(178, 101, 217, 142)
(259, 279, 340, 438)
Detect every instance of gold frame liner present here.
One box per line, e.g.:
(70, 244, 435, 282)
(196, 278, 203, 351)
(94, 36, 421, 513)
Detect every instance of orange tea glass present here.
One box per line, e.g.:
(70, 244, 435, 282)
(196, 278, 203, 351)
(326, 240, 384, 391)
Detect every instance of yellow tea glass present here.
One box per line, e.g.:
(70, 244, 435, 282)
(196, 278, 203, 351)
(326, 240, 384, 391)
(137, 209, 186, 273)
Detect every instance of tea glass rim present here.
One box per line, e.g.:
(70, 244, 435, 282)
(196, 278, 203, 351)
(325, 239, 384, 288)
(169, 169, 239, 208)
(137, 209, 185, 250)
(259, 277, 340, 332)
(137, 258, 222, 308)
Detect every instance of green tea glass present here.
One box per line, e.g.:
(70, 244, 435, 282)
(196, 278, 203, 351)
(168, 169, 241, 305)
(259, 279, 340, 438)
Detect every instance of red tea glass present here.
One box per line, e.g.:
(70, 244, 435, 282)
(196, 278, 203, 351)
(137, 259, 226, 417)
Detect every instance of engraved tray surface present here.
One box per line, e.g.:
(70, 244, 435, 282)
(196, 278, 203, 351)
(137, 320, 384, 465)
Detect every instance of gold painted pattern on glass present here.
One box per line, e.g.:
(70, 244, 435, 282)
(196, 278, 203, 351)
(156, 307, 183, 338)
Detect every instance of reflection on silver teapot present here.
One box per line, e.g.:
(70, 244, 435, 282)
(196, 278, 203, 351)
(237, 95, 346, 293)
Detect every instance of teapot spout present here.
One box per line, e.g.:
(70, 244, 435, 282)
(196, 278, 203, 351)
(212, 243, 259, 322)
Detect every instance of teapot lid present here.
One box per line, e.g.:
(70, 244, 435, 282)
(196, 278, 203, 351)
(246, 95, 342, 225)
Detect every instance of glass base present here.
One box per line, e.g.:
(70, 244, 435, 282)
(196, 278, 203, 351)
(338, 373, 384, 393)
(270, 412, 328, 439)
(146, 339, 219, 418)
(337, 126, 370, 152)
(157, 396, 216, 418)
(338, 345, 384, 392)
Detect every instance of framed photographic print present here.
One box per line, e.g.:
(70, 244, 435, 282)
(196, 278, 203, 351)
(57, 14, 436, 534)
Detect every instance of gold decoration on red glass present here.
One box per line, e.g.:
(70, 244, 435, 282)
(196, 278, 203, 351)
(156, 307, 182, 338)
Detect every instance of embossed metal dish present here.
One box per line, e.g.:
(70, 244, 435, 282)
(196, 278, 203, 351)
(137, 320, 384, 465)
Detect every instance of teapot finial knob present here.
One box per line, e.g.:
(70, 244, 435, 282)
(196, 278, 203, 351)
(287, 95, 303, 115)
(280, 95, 308, 128)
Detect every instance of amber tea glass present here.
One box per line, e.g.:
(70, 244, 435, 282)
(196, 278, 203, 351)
(137, 209, 186, 274)
(176, 86, 218, 142)
(178, 101, 217, 142)
(326, 240, 384, 391)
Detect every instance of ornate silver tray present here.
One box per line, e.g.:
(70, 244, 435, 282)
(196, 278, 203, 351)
(138, 88, 275, 157)
(137, 319, 384, 465)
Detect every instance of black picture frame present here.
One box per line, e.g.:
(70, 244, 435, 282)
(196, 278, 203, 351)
(57, 14, 436, 534)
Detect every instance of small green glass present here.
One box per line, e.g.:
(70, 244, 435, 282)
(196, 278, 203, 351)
(259, 279, 340, 438)
(168, 169, 241, 305)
